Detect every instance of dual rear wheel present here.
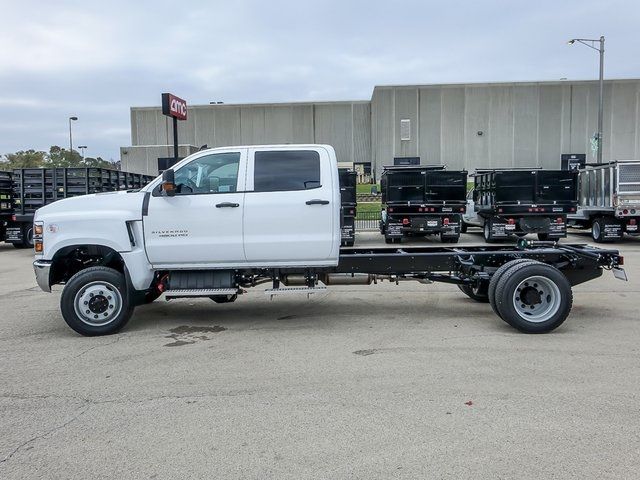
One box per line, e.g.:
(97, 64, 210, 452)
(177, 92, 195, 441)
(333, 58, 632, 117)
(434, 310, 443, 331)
(459, 259, 572, 333)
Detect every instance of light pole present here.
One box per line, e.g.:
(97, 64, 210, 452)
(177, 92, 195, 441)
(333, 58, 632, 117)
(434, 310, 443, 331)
(568, 36, 605, 163)
(68, 116, 78, 155)
(78, 145, 87, 159)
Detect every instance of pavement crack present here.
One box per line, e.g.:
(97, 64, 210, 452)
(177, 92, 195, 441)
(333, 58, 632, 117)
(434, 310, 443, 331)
(0, 406, 89, 465)
(74, 334, 124, 358)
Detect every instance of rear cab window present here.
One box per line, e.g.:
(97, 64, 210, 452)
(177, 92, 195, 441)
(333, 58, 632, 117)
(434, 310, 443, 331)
(252, 150, 321, 192)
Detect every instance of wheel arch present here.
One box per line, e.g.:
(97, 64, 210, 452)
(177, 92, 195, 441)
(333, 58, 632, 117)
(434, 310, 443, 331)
(50, 243, 127, 286)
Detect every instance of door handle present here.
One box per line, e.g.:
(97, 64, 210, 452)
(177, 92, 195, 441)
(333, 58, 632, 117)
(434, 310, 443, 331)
(215, 202, 240, 208)
(306, 199, 330, 205)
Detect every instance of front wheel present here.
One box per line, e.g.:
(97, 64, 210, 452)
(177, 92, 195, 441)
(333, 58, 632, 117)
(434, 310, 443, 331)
(60, 267, 134, 336)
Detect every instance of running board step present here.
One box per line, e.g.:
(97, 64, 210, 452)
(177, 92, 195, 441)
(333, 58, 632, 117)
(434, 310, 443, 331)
(265, 286, 327, 296)
(165, 288, 238, 299)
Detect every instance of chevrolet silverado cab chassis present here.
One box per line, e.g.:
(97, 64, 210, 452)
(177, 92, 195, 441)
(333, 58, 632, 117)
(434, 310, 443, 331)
(32, 145, 627, 336)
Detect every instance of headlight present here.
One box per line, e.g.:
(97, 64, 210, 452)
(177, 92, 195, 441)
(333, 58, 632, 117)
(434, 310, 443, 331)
(34, 222, 44, 253)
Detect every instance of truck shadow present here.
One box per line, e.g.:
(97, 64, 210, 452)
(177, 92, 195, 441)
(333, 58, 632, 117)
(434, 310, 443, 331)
(124, 292, 590, 336)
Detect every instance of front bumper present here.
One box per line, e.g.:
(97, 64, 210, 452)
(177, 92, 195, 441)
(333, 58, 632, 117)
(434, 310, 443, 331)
(33, 260, 52, 292)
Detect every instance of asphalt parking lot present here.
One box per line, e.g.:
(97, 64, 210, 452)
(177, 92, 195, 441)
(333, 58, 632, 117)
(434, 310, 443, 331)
(1, 231, 639, 479)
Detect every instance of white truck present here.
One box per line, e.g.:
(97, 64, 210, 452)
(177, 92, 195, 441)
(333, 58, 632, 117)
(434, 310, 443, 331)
(32, 145, 626, 336)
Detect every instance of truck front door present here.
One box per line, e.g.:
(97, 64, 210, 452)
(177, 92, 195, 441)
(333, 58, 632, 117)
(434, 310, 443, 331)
(143, 150, 247, 267)
(243, 147, 338, 265)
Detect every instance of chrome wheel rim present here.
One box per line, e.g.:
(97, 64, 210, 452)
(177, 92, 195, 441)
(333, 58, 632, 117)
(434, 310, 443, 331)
(74, 281, 123, 326)
(512, 275, 561, 323)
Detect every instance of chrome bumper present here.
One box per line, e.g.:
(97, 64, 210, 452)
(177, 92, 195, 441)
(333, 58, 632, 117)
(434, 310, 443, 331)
(33, 260, 52, 292)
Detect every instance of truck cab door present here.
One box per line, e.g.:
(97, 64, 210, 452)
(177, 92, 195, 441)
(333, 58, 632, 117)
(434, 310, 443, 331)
(242, 146, 340, 266)
(142, 149, 247, 267)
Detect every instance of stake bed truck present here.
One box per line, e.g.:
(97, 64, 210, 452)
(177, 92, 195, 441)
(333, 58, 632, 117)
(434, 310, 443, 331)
(31, 145, 626, 336)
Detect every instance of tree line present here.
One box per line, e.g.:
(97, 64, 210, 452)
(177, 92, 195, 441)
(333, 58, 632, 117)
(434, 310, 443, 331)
(0, 146, 120, 171)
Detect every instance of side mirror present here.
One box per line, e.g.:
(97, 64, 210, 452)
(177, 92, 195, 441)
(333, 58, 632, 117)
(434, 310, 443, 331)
(161, 169, 176, 197)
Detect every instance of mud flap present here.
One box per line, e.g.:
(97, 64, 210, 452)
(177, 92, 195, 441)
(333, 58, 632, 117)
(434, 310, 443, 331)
(602, 221, 624, 240)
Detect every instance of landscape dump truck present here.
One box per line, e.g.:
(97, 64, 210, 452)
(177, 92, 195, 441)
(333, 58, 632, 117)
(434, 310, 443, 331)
(380, 165, 467, 244)
(338, 168, 357, 246)
(31, 145, 625, 336)
(7, 167, 154, 248)
(464, 168, 579, 243)
(567, 160, 640, 242)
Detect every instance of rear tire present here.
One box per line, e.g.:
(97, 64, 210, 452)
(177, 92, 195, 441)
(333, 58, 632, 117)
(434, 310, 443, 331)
(384, 237, 393, 244)
(460, 222, 468, 233)
(493, 262, 572, 333)
(60, 267, 134, 336)
(537, 233, 550, 241)
(483, 220, 495, 243)
(488, 259, 542, 318)
(591, 217, 620, 243)
(458, 283, 489, 303)
(22, 225, 34, 248)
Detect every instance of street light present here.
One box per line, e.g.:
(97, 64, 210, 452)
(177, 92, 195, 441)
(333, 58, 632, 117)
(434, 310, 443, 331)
(68, 116, 78, 155)
(568, 35, 605, 163)
(78, 145, 87, 159)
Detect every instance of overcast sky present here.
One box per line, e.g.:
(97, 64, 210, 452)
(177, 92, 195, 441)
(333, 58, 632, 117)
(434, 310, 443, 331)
(1, 0, 638, 160)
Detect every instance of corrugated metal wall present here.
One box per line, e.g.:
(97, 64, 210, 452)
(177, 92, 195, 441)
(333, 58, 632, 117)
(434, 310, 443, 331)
(371, 79, 640, 178)
(124, 101, 371, 174)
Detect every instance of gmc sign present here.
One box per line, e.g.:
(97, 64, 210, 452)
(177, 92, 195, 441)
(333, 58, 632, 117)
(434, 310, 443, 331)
(161, 93, 187, 120)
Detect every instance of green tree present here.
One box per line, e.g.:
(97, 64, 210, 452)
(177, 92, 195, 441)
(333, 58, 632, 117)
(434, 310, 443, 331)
(46, 146, 84, 167)
(0, 149, 47, 170)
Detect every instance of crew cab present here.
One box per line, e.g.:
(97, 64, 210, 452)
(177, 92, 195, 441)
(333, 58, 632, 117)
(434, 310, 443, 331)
(32, 145, 626, 336)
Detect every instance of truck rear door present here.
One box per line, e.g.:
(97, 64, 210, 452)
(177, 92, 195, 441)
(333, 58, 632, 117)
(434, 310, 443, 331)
(243, 146, 339, 265)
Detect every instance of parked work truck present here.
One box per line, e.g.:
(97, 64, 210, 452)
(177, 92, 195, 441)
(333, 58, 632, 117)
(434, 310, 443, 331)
(463, 169, 579, 242)
(567, 160, 640, 242)
(380, 166, 467, 243)
(338, 168, 357, 247)
(31, 145, 625, 337)
(4, 167, 154, 248)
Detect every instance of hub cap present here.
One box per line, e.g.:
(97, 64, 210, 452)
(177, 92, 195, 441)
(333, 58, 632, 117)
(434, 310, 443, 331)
(512, 275, 561, 323)
(74, 281, 123, 326)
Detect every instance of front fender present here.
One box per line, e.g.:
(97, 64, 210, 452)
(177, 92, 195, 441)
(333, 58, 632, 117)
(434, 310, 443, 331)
(37, 211, 135, 260)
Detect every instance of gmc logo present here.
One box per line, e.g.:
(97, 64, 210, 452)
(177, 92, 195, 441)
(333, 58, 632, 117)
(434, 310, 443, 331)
(161, 93, 187, 120)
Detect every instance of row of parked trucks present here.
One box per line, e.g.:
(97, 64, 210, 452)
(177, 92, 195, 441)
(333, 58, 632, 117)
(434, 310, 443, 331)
(375, 160, 640, 244)
(0, 168, 154, 248)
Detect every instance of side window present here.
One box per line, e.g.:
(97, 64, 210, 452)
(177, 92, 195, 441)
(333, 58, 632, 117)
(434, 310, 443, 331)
(254, 150, 320, 192)
(174, 152, 240, 195)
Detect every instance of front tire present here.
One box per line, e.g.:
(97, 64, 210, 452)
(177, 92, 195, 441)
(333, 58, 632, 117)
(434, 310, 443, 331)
(60, 267, 134, 336)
